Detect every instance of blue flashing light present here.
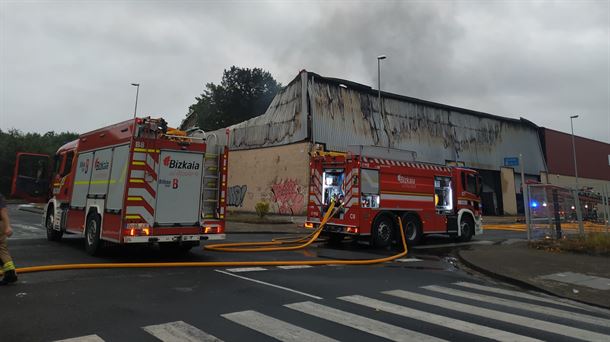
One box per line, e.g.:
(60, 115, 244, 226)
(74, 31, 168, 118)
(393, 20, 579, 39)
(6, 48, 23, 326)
(530, 201, 539, 208)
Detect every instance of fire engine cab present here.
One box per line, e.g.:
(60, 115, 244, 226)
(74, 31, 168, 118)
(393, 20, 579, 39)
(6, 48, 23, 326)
(11, 117, 227, 255)
(306, 146, 483, 247)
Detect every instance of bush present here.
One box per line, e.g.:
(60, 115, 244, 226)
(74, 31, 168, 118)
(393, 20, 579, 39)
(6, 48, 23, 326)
(255, 201, 270, 218)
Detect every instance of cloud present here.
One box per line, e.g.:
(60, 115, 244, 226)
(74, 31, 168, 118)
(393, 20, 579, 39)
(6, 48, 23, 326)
(0, 0, 608, 143)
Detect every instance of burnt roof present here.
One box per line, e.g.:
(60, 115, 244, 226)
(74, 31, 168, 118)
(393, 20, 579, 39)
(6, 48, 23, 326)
(293, 70, 539, 128)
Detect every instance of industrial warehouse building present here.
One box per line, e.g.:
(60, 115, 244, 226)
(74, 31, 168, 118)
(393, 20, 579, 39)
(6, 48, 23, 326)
(182, 70, 610, 216)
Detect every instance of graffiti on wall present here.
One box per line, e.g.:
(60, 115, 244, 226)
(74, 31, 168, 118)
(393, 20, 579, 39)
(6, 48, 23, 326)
(271, 179, 305, 214)
(227, 185, 247, 207)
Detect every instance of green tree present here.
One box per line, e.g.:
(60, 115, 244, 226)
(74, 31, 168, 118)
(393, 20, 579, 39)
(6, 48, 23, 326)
(0, 129, 78, 197)
(189, 66, 281, 131)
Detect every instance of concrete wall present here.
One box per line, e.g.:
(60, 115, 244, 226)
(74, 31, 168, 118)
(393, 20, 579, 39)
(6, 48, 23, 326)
(500, 167, 517, 215)
(226, 142, 311, 215)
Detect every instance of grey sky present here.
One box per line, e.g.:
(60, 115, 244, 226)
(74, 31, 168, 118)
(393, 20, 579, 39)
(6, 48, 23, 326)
(1, 0, 608, 143)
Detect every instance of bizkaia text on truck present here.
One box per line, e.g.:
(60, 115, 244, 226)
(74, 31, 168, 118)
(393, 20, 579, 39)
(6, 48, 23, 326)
(11, 117, 228, 255)
(305, 146, 483, 247)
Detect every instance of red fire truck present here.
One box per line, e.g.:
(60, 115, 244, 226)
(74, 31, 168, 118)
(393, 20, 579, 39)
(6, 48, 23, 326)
(11, 117, 227, 255)
(305, 146, 483, 247)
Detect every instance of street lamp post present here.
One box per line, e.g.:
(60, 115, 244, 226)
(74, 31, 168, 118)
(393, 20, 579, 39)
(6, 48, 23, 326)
(131, 83, 140, 119)
(570, 115, 584, 235)
(377, 55, 386, 146)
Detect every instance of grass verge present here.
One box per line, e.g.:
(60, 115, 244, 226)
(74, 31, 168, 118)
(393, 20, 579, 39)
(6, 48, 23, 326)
(529, 232, 610, 256)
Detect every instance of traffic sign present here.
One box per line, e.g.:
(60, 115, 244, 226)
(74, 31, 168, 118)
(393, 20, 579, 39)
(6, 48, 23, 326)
(504, 157, 519, 167)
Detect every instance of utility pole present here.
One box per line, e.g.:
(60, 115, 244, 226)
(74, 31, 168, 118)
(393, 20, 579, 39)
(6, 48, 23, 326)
(570, 115, 584, 235)
(131, 83, 140, 119)
(377, 55, 387, 147)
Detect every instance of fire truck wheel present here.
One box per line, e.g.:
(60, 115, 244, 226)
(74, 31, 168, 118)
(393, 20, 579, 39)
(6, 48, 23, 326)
(401, 213, 422, 246)
(371, 214, 395, 248)
(85, 214, 102, 256)
(457, 215, 474, 242)
(45, 206, 63, 242)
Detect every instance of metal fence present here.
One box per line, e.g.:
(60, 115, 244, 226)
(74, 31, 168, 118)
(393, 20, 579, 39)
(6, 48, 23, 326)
(526, 184, 609, 240)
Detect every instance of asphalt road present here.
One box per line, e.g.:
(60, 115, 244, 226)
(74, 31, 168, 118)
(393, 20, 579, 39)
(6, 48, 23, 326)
(2, 206, 609, 342)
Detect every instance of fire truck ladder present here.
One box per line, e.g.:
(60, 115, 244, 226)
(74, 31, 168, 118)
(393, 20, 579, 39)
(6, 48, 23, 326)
(201, 143, 223, 221)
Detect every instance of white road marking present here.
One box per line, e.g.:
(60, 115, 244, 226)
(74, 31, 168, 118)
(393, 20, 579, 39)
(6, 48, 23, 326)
(277, 265, 313, 270)
(286, 301, 447, 342)
(424, 284, 610, 327)
(222, 310, 338, 342)
(454, 282, 582, 309)
(340, 295, 541, 342)
(226, 267, 267, 273)
(143, 321, 222, 342)
(395, 258, 423, 262)
(385, 289, 610, 342)
(12, 223, 44, 231)
(54, 335, 105, 342)
(413, 240, 493, 249)
(215, 269, 322, 300)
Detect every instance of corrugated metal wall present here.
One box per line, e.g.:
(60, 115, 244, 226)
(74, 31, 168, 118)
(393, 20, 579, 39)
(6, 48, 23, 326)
(543, 128, 610, 181)
(309, 74, 547, 175)
(211, 70, 546, 175)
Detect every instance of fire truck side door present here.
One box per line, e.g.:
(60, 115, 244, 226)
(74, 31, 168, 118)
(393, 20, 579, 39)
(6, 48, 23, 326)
(360, 169, 380, 208)
(11, 152, 51, 203)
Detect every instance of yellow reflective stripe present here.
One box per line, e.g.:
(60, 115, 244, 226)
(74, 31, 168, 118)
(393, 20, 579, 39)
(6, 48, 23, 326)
(132, 161, 145, 166)
(2, 261, 16, 271)
(134, 148, 160, 153)
(129, 179, 144, 183)
(127, 197, 143, 201)
(74, 180, 117, 185)
(125, 214, 142, 219)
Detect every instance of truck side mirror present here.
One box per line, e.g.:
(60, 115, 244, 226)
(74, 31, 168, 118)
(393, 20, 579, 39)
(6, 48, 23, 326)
(11, 152, 51, 203)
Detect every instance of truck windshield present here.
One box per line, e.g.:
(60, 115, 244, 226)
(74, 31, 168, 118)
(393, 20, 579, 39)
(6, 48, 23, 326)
(461, 172, 478, 194)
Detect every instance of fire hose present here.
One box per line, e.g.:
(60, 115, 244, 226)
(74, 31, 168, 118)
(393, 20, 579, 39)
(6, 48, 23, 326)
(12, 203, 408, 275)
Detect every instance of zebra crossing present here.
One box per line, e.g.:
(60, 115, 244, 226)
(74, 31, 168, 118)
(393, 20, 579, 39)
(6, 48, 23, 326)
(55, 281, 610, 341)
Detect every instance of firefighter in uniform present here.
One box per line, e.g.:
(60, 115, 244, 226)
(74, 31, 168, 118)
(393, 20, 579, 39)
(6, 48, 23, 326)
(0, 193, 18, 285)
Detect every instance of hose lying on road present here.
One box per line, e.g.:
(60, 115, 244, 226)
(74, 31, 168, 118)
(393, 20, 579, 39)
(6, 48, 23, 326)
(13, 203, 408, 275)
(203, 201, 338, 252)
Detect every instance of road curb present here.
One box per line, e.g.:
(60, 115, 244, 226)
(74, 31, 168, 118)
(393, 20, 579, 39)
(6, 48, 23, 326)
(456, 249, 610, 310)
